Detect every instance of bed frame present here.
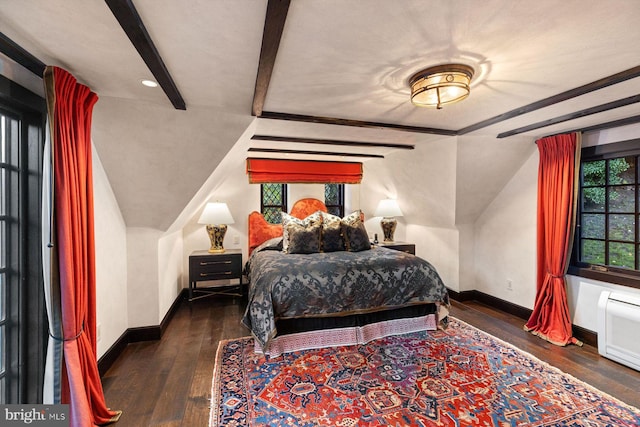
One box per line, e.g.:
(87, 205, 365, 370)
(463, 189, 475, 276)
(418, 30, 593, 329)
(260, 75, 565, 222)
(246, 198, 447, 356)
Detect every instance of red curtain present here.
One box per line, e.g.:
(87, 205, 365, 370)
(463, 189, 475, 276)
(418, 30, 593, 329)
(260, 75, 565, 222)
(246, 158, 362, 183)
(524, 132, 582, 346)
(44, 66, 120, 425)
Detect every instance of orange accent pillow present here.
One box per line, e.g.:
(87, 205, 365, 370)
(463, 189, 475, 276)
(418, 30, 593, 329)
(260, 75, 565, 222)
(248, 211, 283, 255)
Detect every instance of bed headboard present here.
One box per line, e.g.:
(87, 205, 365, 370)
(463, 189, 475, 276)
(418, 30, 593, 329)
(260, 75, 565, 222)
(248, 198, 328, 255)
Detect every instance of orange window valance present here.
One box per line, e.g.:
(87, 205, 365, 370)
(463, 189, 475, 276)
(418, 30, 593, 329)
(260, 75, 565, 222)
(246, 158, 363, 184)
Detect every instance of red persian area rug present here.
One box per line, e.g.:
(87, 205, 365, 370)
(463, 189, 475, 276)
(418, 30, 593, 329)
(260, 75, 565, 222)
(210, 318, 640, 426)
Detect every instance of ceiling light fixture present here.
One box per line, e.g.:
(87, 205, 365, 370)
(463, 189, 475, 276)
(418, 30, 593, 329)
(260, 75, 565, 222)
(409, 64, 474, 109)
(141, 79, 158, 88)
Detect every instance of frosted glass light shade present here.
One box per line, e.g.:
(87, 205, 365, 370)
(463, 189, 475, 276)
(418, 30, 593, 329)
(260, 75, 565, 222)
(410, 64, 474, 109)
(198, 202, 235, 225)
(374, 199, 403, 218)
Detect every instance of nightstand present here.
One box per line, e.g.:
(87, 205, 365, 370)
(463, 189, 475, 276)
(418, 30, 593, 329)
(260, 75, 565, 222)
(188, 249, 243, 301)
(376, 241, 416, 255)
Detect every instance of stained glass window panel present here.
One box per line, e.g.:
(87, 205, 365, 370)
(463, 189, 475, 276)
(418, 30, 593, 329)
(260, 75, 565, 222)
(262, 184, 282, 206)
(324, 184, 344, 218)
(261, 183, 286, 224)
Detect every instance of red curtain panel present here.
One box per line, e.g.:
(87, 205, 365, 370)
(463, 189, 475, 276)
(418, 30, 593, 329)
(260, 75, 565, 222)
(246, 158, 363, 183)
(525, 132, 582, 346)
(44, 66, 121, 426)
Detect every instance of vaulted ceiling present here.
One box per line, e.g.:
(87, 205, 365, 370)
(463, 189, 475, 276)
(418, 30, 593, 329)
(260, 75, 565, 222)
(2, 0, 640, 229)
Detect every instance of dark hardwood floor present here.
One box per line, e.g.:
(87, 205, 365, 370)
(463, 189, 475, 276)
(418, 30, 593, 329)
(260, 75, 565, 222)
(101, 296, 640, 426)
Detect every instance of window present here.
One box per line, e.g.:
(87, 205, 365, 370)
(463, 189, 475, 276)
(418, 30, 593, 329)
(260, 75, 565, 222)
(571, 139, 640, 288)
(0, 74, 46, 403)
(261, 183, 287, 224)
(324, 183, 344, 217)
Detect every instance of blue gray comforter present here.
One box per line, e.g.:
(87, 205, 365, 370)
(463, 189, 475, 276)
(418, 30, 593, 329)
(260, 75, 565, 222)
(241, 238, 449, 351)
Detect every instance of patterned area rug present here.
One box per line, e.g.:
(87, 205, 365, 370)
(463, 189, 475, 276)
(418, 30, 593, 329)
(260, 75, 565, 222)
(210, 318, 640, 426)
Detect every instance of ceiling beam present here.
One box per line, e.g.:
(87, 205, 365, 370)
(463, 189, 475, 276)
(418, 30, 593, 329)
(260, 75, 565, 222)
(248, 147, 384, 159)
(460, 65, 640, 135)
(251, 135, 414, 149)
(0, 32, 46, 77)
(498, 94, 640, 138)
(545, 114, 640, 139)
(252, 0, 291, 116)
(260, 111, 457, 136)
(105, 0, 186, 110)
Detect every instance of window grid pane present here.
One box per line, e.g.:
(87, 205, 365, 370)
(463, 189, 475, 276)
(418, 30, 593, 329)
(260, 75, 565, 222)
(581, 239, 605, 265)
(609, 185, 635, 212)
(261, 184, 286, 224)
(262, 184, 282, 206)
(0, 221, 4, 270)
(0, 272, 4, 321)
(327, 206, 341, 217)
(608, 242, 635, 269)
(324, 184, 344, 218)
(581, 214, 604, 239)
(0, 168, 5, 216)
(0, 116, 5, 163)
(325, 184, 338, 205)
(609, 214, 635, 242)
(0, 323, 4, 374)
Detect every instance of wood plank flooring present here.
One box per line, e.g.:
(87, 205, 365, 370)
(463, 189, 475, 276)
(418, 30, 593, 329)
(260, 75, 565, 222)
(101, 296, 640, 426)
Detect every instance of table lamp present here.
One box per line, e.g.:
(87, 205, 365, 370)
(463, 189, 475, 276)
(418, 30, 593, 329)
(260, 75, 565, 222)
(198, 202, 235, 253)
(374, 199, 403, 242)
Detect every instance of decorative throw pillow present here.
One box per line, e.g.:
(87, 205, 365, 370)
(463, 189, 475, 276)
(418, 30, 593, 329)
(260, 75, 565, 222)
(254, 237, 283, 253)
(319, 211, 345, 252)
(282, 211, 322, 253)
(341, 210, 371, 252)
(285, 221, 322, 254)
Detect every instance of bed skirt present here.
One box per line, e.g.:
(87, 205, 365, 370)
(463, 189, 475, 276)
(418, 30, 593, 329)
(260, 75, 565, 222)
(256, 303, 448, 357)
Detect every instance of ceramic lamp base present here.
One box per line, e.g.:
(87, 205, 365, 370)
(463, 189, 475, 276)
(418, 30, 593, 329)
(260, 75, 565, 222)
(206, 224, 227, 253)
(380, 217, 397, 242)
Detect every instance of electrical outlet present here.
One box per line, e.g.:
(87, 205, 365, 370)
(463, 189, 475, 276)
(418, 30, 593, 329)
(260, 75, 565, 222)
(233, 235, 240, 245)
(507, 279, 513, 291)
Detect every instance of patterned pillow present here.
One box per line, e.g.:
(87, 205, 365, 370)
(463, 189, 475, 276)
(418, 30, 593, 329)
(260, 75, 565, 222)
(285, 221, 322, 254)
(282, 211, 322, 253)
(341, 210, 371, 252)
(319, 212, 345, 252)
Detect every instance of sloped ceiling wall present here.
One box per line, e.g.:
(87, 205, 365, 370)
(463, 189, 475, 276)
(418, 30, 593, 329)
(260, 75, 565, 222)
(455, 135, 537, 224)
(92, 98, 253, 230)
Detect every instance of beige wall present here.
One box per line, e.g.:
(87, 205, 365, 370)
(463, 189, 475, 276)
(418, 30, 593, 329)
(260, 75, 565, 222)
(474, 151, 538, 308)
(93, 146, 128, 358)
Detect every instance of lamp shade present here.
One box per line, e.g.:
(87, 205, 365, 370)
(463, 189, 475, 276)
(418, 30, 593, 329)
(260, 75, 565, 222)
(198, 202, 235, 225)
(374, 199, 403, 217)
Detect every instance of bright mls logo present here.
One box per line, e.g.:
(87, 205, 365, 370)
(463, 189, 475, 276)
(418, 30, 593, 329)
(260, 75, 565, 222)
(0, 405, 68, 426)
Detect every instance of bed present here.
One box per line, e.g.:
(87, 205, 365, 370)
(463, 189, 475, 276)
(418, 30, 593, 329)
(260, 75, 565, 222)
(241, 198, 450, 357)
